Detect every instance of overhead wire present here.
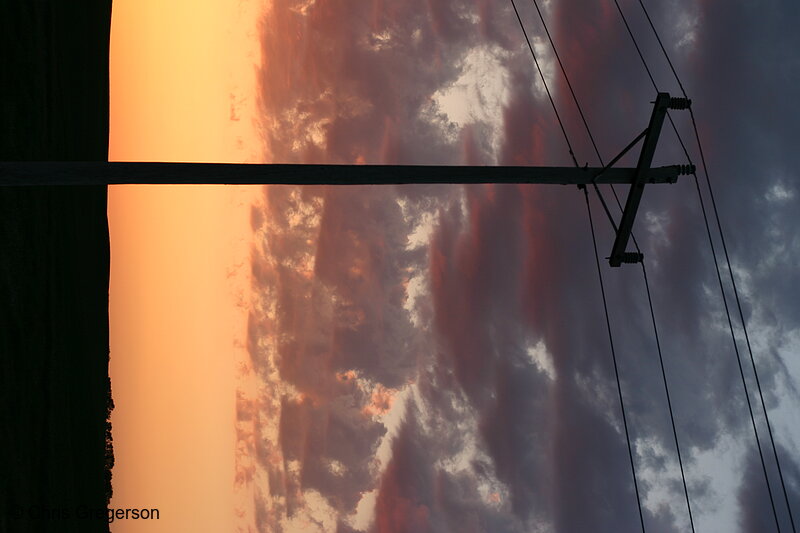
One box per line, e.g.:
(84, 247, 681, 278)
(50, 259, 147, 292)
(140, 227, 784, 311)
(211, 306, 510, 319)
(509, 3, 646, 530)
(612, 0, 787, 530)
(690, 149, 782, 533)
(508, 0, 579, 168)
(583, 184, 647, 533)
(527, 0, 620, 236)
(529, 2, 696, 530)
(689, 109, 796, 531)
(635, 3, 797, 528)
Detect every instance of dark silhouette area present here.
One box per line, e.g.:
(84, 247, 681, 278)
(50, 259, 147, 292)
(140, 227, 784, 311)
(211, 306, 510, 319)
(105, 376, 115, 507)
(0, 1, 113, 531)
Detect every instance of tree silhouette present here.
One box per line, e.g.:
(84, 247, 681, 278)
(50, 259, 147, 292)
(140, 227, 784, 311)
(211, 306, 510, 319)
(104, 376, 114, 506)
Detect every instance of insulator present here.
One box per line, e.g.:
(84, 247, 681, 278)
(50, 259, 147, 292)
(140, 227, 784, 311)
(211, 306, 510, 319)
(678, 164, 696, 175)
(669, 97, 692, 110)
(621, 252, 644, 264)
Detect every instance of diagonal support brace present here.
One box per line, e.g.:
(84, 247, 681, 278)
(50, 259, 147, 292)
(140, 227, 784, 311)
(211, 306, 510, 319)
(609, 93, 674, 267)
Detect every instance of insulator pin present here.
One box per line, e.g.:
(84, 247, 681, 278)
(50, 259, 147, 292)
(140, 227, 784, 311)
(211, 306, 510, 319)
(669, 97, 692, 110)
(621, 252, 644, 264)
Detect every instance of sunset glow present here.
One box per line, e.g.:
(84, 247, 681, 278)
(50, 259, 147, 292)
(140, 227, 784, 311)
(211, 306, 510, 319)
(107, 185, 255, 532)
(109, 0, 262, 163)
(105, 1, 800, 532)
(108, 1, 264, 531)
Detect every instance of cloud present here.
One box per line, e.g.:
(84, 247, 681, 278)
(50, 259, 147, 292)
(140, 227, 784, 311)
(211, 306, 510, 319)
(737, 444, 800, 533)
(424, 182, 681, 531)
(372, 398, 527, 533)
(240, 183, 445, 531)
(243, 0, 800, 531)
(373, 405, 433, 533)
(256, 0, 483, 165)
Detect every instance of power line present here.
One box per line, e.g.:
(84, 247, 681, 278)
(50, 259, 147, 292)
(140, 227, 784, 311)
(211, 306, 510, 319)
(635, 0, 687, 101)
(529, 0, 603, 165)
(639, 261, 697, 533)
(691, 169, 782, 533)
(530, 3, 696, 529)
(526, 0, 620, 236)
(583, 184, 647, 533)
(508, 0, 578, 168)
(690, 113, 796, 533)
(611, 0, 659, 91)
(599, 130, 698, 533)
(510, 5, 648, 529)
(601, 142, 699, 533)
(605, 165, 699, 533)
(635, 2, 797, 528)
(603, 178, 698, 533)
(611, 1, 786, 530)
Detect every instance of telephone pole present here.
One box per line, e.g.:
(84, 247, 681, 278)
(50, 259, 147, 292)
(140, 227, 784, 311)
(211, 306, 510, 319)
(1, 93, 692, 267)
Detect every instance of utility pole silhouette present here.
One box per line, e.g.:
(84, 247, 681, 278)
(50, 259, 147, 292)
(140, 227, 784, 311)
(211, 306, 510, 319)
(1, 92, 692, 267)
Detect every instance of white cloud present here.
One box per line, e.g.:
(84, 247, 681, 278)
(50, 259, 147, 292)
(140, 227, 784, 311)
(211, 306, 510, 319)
(432, 45, 512, 160)
(675, 9, 700, 50)
(526, 339, 556, 381)
(687, 434, 744, 533)
(279, 489, 339, 532)
(765, 181, 795, 203)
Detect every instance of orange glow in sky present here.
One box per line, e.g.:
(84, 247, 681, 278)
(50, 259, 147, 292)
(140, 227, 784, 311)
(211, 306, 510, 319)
(108, 0, 265, 531)
(109, 0, 262, 163)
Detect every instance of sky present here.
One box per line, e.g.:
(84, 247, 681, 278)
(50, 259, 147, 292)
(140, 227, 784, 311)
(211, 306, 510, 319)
(109, 0, 800, 532)
(107, 0, 263, 532)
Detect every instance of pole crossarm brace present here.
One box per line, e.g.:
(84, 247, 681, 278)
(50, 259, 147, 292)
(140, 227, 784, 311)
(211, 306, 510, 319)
(608, 92, 693, 267)
(0, 161, 690, 186)
(1, 94, 693, 268)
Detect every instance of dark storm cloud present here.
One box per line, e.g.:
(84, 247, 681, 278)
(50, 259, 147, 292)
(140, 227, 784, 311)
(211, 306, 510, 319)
(540, 2, 800, 530)
(257, 0, 484, 164)
(737, 444, 800, 533)
(279, 394, 387, 512)
(252, 0, 800, 530)
(424, 181, 681, 531)
(246, 183, 440, 527)
(372, 401, 526, 533)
